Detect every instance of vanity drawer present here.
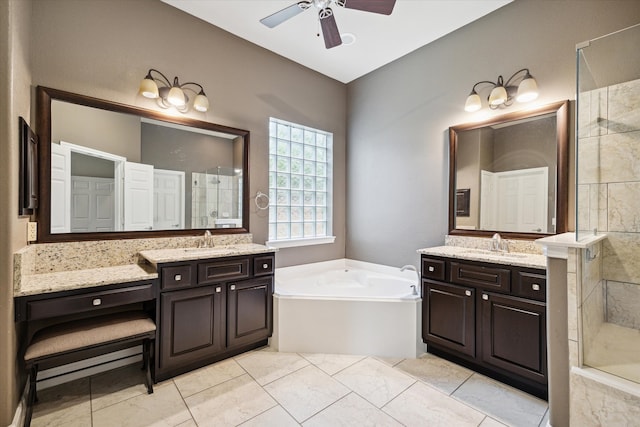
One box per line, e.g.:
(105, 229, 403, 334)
(197, 258, 249, 284)
(514, 271, 547, 302)
(421, 257, 445, 281)
(27, 283, 155, 321)
(450, 261, 511, 293)
(161, 265, 193, 290)
(253, 255, 274, 276)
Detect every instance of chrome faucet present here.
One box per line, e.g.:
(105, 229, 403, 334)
(400, 264, 420, 281)
(490, 233, 509, 252)
(200, 230, 214, 248)
(400, 265, 417, 273)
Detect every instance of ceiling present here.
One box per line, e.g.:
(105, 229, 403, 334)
(162, 0, 511, 84)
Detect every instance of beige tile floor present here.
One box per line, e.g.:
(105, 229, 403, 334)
(31, 349, 549, 427)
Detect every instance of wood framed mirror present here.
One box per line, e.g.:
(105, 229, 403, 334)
(36, 86, 250, 242)
(448, 100, 569, 239)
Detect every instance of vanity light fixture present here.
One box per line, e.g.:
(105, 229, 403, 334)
(464, 68, 538, 113)
(139, 69, 210, 113)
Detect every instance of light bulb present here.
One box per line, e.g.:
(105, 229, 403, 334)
(464, 92, 482, 112)
(193, 93, 210, 112)
(167, 86, 186, 107)
(139, 77, 158, 99)
(489, 85, 508, 106)
(517, 75, 539, 103)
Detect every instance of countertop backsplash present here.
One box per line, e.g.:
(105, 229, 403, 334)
(14, 234, 253, 279)
(445, 235, 544, 255)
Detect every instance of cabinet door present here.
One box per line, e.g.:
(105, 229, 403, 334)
(227, 277, 273, 348)
(160, 285, 224, 371)
(423, 280, 475, 357)
(479, 291, 547, 384)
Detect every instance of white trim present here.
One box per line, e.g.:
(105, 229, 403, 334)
(60, 140, 127, 162)
(266, 236, 336, 249)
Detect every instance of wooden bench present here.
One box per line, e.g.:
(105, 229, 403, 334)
(23, 311, 156, 427)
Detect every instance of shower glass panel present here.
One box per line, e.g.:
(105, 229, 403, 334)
(191, 166, 243, 229)
(576, 23, 640, 384)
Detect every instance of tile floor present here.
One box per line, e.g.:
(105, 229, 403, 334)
(31, 349, 549, 427)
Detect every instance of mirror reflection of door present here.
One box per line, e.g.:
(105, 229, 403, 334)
(480, 167, 548, 233)
(154, 169, 185, 230)
(50, 143, 71, 233)
(52, 141, 125, 233)
(123, 162, 154, 231)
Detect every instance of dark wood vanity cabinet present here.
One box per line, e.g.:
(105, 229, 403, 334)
(227, 277, 274, 348)
(156, 254, 274, 381)
(159, 285, 225, 373)
(479, 291, 546, 384)
(422, 255, 547, 399)
(424, 281, 475, 357)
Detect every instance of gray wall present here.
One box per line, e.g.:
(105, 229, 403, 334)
(346, 0, 640, 268)
(30, 0, 347, 268)
(52, 100, 142, 162)
(1, 0, 32, 423)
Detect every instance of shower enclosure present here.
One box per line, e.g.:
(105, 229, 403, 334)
(576, 23, 640, 385)
(191, 166, 243, 229)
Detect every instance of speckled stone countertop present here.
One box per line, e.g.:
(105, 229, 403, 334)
(417, 246, 547, 269)
(15, 263, 158, 297)
(139, 243, 276, 266)
(13, 234, 269, 297)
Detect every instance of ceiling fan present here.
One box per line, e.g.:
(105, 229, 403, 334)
(260, 0, 397, 49)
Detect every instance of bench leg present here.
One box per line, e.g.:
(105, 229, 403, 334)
(24, 364, 38, 427)
(143, 339, 153, 394)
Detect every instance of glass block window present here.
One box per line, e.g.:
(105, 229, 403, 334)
(268, 118, 333, 242)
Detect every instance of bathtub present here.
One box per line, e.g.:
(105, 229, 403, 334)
(271, 259, 423, 359)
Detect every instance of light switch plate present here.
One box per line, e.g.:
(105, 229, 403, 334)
(27, 222, 37, 242)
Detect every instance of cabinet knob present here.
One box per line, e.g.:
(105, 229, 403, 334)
(215, 287, 221, 293)
(428, 266, 435, 272)
(263, 263, 269, 269)
(92, 298, 102, 306)
(174, 274, 182, 281)
(230, 285, 236, 291)
(532, 284, 541, 291)
(482, 294, 489, 301)
(465, 290, 472, 297)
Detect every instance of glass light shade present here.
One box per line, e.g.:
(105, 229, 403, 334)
(464, 93, 482, 112)
(489, 85, 508, 106)
(516, 76, 539, 102)
(167, 86, 186, 107)
(139, 78, 159, 99)
(193, 93, 210, 112)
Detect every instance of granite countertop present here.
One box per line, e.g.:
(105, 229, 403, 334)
(15, 263, 158, 297)
(417, 246, 546, 269)
(139, 243, 276, 266)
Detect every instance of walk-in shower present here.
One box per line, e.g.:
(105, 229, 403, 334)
(575, 20, 640, 389)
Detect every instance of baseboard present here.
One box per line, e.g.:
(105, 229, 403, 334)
(9, 379, 28, 427)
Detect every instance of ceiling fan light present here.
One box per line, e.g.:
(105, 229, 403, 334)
(489, 85, 508, 106)
(193, 93, 210, 112)
(139, 75, 159, 99)
(516, 75, 539, 103)
(167, 86, 186, 107)
(464, 92, 482, 112)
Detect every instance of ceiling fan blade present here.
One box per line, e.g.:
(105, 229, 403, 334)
(339, 0, 396, 15)
(260, 1, 311, 28)
(319, 8, 342, 49)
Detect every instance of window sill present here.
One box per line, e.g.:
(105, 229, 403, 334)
(266, 236, 336, 249)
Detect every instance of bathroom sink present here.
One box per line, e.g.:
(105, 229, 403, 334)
(458, 248, 529, 259)
(182, 246, 239, 254)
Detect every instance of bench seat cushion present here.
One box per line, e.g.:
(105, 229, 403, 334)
(25, 311, 156, 362)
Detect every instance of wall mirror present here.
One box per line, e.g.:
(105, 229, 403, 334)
(449, 100, 569, 239)
(36, 86, 250, 242)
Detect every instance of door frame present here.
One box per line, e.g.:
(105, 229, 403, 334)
(60, 141, 125, 231)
